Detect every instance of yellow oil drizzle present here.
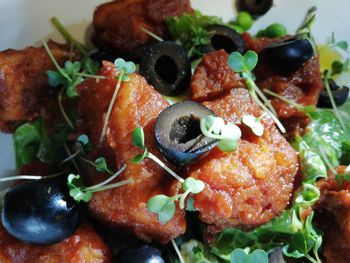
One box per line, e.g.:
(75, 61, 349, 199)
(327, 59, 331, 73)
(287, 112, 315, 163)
(317, 44, 342, 72)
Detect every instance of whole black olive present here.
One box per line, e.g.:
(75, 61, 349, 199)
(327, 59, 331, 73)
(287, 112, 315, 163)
(120, 245, 165, 263)
(263, 37, 314, 71)
(202, 25, 246, 54)
(139, 41, 191, 96)
(317, 79, 349, 108)
(154, 101, 218, 166)
(2, 178, 81, 245)
(237, 0, 273, 18)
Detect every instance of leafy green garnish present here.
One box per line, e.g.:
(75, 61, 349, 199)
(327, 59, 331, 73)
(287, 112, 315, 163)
(166, 11, 223, 57)
(67, 164, 131, 203)
(147, 195, 177, 224)
(228, 51, 285, 133)
(231, 249, 268, 263)
(325, 32, 349, 53)
(331, 58, 350, 75)
(13, 118, 67, 169)
(241, 114, 265, 136)
(181, 240, 219, 263)
(99, 58, 135, 142)
(94, 157, 114, 175)
(200, 115, 241, 152)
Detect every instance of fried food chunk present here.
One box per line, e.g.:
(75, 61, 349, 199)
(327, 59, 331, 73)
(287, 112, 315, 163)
(92, 0, 193, 52)
(0, 41, 72, 133)
(77, 61, 186, 243)
(190, 50, 244, 101)
(315, 166, 350, 263)
(242, 33, 323, 137)
(186, 88, 298, 237)
(0, 222, 111, 263)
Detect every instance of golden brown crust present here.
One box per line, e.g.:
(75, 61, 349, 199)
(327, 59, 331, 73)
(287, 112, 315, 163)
(0, 41, 72, 133)
(0, 222, 111, 263)
(92, 0, 193, 52)
(78, 62, 186, 243)
(186, 88, 298, 237)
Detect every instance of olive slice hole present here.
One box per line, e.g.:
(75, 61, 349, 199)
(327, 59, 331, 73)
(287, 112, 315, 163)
(211, 35, 238, 54)
(169, 115, 202, 145)
(155, 55, 178, 84)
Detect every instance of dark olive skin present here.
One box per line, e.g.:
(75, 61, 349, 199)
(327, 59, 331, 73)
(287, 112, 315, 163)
(263, 37, 314, 71)
(318, 79, 349, 108)
(155, 101, 218, 166)
(139, 41, 191, 96)
(119, 245, 165, 263)
(202, 25, 246, 54)
(2, 178, 81, 245)
(237, 0, 273, 18)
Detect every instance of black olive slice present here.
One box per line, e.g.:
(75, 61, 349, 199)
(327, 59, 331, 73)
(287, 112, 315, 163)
(202, 25, 246, 54)
(139, 41, 191, 96)
(263, 37, 314, 71)
(237, 0, 273, 18)
(317, 79, 349, 108)
(2, 178, 81, 245)
(154, 101, 218, 166)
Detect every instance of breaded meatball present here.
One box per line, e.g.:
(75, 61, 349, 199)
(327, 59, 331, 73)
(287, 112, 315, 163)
(0, 222, 111, 263)
(186, 88, 298, 237)
(0, 41, 73, 133)
(190, 50, 244, 101)
(315, 166, 350, 263)
(92, 0, 193, 52)
(77, 61, 186, 243)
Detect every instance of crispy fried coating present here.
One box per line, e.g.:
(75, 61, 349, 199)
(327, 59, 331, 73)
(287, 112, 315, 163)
(0, 41, 72, 133)
(315, 166, 350, 263)
(77, 61, 186, 243)
(242, 33, 324, 137)
(92, 0, 193, 52)
(190, 50, 245, 101)
(0, 222, 111, 263)
(186, 88, 298, 237)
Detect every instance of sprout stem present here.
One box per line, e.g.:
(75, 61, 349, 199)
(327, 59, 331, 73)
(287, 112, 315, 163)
(140, 27, 164, 42)
(51, 17, 88, 55)
(58, 90, 75, 130)
(89, 178, 134, 193)
(147, 152, 185, 183)
(0, 172, 64, 182)
(100, 70, 125, 143)
(171, 239, 185, 263)
(85, 164, 127, 191)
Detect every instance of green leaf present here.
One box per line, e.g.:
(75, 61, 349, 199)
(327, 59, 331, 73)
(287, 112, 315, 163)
(77, 134, 89, 145)
(67, 173, 84, 188)
(247, 250, 268, 263)
(66, 84, 79, 98)
(114, 58, 136, 75)
(336, 40, 349, 51)
(69, 187, 93, 202)
(47, 70, 64, 87)
(218, 138, 238, 152)
(130, 148, 148, 164)
(230, 249, 247, 263)
(181, 240, 219, 263)
(132, 127, 145, 148)
(228, 52, 244, 72)
(185, 197, 196, 211)
(241, 114, 264, 136)
(82, 57, 99, 75)
(331, 60, 344, 75)
(94, 157, 111, 173)
(243, 51, 258, 71)
(182, 177, 205, 194)
(147, 195, 176, 224)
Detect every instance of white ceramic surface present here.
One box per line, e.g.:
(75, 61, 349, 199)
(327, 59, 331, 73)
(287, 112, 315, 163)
(1, 0, 350, 177)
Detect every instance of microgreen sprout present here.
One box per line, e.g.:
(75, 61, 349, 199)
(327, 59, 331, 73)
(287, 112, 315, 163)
(227, 51, 286, 133)
(67, 164, 130, 202)
(100, 58, 136, 143)
(263, 89, 316, 114)
(131, 127, 205, 223)
(51, 17, 89, 55)
(231, 249, 268, 263)
(200, 115, 241, 152)
(80, 157, 114, 176)
(324, 32, 349, 53)
(140, 27, 164, 42)
(241, 113, 266, 137)
(0, 172, 64, 183)
(296, 6, 317, 53)
(323, 70, 349, 135)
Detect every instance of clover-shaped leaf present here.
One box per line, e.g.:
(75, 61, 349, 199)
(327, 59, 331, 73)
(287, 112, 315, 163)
(147, 195, 176, 224)
(228, 52, 245, 72)
(242, 114, 264, 136)
(114, 58, 136, 75)
(182, 177, 205, 194)
(78, 134, 89, 145)
(221, 123, 242, 140)
(69, 187, 93, 203)
(243, 50, 258, 71)
(230, 249, 268, 263)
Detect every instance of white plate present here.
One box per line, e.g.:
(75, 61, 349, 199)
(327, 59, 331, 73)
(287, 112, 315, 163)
(1, 0, 350, 177)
